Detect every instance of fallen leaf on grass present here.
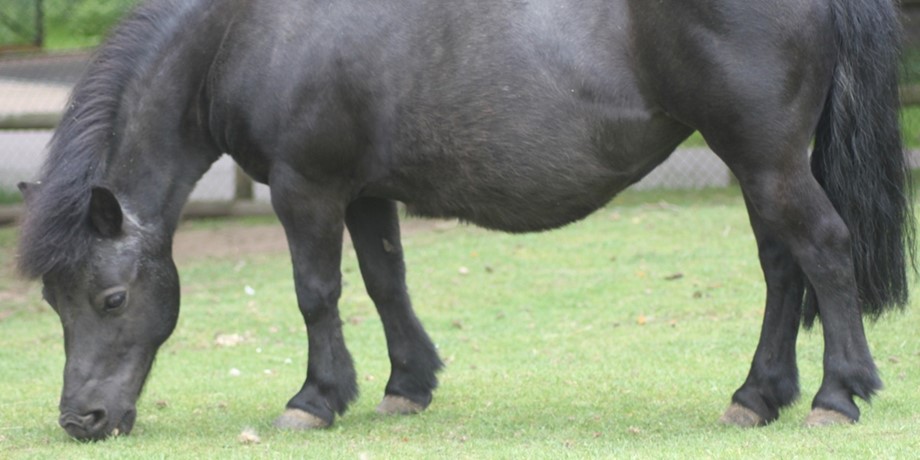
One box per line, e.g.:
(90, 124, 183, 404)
(215, 333, 247, 347)
(238, 428, 261, 444)
(637, 314, 648, 326)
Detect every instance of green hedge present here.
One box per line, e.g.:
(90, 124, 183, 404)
(0, 0, 139, 50)
(43, 0, 140, 49)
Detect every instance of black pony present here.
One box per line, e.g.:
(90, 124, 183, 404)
(17, 0, 913, 441)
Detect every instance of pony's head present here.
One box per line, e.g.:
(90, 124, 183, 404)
(19, 183, 179, 441)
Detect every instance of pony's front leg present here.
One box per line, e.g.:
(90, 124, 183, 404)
(345, 197, 443, 415)
(720, 194, 803, 427)
(270, 168, 356, 429)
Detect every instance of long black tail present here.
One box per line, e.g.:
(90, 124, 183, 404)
(807, 0, 915, 327)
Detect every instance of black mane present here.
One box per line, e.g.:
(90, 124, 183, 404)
(17, 0, 198, 279)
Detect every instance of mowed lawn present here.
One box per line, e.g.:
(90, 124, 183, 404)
(0, 188, 918, 459)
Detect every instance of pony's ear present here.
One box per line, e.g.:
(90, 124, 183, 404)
(17, 181, 41, 205)
(89, 186, 124, 237)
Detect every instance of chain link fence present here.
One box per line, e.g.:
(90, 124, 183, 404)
(0, 51, 272, 210)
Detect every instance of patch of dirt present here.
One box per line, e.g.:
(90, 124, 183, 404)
(0, 216, 460, 305)
(172, 224, 288, 263)
(171, 217, 459, 264)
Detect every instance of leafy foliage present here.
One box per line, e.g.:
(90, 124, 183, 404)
(42, 0, 139, 49)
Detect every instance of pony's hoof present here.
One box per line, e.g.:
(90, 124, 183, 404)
(376, 395, 425, 415)
(274, 408, 330, 430)
(804, 408, 855, 427)
(718, 403, 765, 428)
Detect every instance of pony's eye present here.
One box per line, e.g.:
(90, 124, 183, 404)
(104, 291, 127, 311)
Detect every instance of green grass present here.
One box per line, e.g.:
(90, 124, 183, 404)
(1, 188, 919, 458)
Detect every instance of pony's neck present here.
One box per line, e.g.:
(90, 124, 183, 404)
(105, 82, 220, 235)
(98, 3, 228, 236)
(19, 0, 232, 278)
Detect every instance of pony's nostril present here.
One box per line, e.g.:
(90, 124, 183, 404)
(59, 408, 108, 436)
(86, 409, 107, 430)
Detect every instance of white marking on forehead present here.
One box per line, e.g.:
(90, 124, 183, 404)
(110, 202, 151, 253)
(122, 208, 144, 229)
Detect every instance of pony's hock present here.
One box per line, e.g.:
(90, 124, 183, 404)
(16, 0, 913, 441)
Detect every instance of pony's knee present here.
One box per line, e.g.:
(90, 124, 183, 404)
(295, 279, 342, 321)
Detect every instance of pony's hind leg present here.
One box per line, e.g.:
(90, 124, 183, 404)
(345, 197, 443, 414)
(720, 195, 804, 427)
(269, 167, 357, 429)
(717, 146, 880, 426)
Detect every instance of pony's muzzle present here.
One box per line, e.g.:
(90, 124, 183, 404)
(59, 407, 135, 441)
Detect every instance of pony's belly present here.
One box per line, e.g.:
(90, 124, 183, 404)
(371, 113, 690, 232)
(371, 149, 644, 233)
(402, 183, 625, 233)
